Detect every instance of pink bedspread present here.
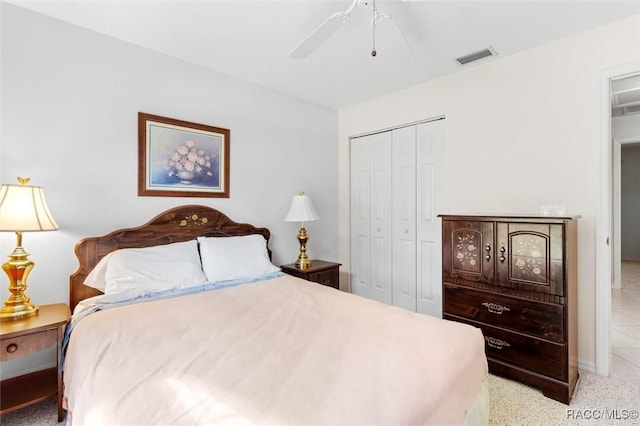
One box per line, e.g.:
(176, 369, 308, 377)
(64, 274, 487, 425)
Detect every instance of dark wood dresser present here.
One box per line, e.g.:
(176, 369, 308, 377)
(440, 215, 578, 404)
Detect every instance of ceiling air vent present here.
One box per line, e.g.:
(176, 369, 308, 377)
(456, 47, 497, 66)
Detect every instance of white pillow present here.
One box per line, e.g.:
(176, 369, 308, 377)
(84, 252, 113, 292)
(197, 234, 280, 282)
(86, 240, 208, 295)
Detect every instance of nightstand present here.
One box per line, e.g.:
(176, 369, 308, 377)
(0, 303, 71, 422)
(280, 260, 341, 290)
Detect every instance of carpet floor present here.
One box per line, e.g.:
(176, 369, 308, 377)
(1, 371, 638, 425)
(489, 371, 639, 425)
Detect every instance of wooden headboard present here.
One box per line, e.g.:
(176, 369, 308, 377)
(69, 205, 271, 311)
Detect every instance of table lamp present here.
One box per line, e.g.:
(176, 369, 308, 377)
(284, 191, 318, 269)
(0, 178, 59, 321)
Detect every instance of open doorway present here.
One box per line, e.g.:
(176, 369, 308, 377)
(612, 74, 640, 289)
(596, 62, 640, 378)
(610, 100, 640, 383)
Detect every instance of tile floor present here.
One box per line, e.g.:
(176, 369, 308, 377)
(610, 260, 640, 385)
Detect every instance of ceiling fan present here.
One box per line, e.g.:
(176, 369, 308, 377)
(289, 0, 414, 59)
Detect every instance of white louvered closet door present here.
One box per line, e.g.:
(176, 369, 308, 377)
(350, 132, 392, 304)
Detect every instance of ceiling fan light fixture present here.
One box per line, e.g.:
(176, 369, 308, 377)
(289, 0, 408, 60)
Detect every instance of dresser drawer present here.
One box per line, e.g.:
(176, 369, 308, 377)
(444, 284, 564, 342)
(1, 329, 57, 362)
(447, 315, 566, 381)
(309, 269, 339, 289)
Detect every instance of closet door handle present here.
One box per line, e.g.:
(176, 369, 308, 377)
(499, 245, 506, 262)
(485, 244, 491, 261)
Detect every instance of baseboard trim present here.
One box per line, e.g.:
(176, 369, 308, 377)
(579, 359, 596, 374)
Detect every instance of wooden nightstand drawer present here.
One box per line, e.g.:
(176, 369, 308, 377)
(308, 269, 339, 289)
(280, 260, 341, 290)
(0, 303, 71, 421)
(1, 329, 58, 362)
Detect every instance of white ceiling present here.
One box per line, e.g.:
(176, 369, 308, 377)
(6, 0, 640, 109)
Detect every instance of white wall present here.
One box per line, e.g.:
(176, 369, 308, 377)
(338, 15, 640, 370)
(1, 4, 338, 378)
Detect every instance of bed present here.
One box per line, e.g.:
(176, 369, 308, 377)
(63, 205, 489, 425)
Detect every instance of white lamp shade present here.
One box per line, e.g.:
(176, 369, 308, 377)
(0, 184, 59, 231)
(285, 193, 319, 222)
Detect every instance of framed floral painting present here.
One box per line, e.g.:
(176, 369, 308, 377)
(138, 113, 230, 198)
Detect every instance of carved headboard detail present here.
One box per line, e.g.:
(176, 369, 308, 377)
(69, 205, 271, 311)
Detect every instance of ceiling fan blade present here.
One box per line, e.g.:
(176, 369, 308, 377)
(386, 13, 416, 59)
(289, 11, 348, 59)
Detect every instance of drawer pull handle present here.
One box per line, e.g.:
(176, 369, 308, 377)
(482, 302, 510, 315)
(6, 343, 18, 353)
(485, 336, 510, 350)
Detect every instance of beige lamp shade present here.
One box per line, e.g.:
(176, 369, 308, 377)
(284, 192, 319, 223)
(0, 184, 59, 232)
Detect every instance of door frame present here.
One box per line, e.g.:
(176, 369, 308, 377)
(595, 61, 640, 376)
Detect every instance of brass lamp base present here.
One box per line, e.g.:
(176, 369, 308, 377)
(294, 227, 313, 270)
(295, 256, 312, 270)
(0, 301, 39, 322)
(0, 232, 38, 322)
